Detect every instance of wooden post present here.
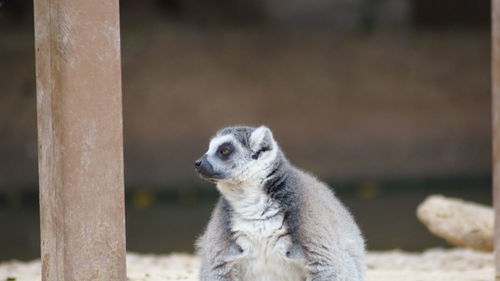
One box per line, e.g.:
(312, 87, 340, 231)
(493, 0, 500, 280)
(33, 0, 126, 280)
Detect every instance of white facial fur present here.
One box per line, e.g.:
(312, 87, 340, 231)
(203, 126, 279, 204)
(205, 134, 240, 177)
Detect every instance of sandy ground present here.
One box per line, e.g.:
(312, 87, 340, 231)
(0, 248, 493, 281)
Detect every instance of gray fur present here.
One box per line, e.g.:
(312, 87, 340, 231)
(216, 126, 254, 148)
(195, 125, 365, 281)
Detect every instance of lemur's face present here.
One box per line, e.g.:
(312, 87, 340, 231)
(194, 126, 276, 184)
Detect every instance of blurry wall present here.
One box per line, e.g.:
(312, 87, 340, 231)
(0, 0, 491, 190)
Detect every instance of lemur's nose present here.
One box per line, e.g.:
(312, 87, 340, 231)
(194, 159, 202, 167)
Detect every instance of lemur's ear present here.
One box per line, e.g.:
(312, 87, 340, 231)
(249, 126, 274, 157)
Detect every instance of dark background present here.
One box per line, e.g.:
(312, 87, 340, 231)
(0, 0, 492, 261)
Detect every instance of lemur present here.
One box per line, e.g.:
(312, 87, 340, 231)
(194, 125, 365, 281)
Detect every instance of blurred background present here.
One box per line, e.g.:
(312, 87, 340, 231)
(0, 0, 491, 261)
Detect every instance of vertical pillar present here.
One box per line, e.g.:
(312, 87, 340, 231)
(493, 0, 500, 280)
(33, 0, 126, 280)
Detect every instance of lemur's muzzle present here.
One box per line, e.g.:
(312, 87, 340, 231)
(194, 155, 221, 180)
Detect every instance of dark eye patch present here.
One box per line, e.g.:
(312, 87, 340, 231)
(217, 142, 234, 160)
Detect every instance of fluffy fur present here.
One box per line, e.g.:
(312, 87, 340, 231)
(195, 125, 365, 281)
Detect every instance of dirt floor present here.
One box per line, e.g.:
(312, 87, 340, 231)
(0, 248, 493, 281)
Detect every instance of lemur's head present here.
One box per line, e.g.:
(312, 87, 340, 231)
(194, 125, 278, 185)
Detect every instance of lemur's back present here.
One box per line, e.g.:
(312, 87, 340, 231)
(292, 167, 366, 279)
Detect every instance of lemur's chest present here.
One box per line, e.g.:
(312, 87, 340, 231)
(230, 211, 307, 281)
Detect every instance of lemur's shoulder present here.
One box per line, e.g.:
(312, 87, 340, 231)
(285, 165, 337, 201)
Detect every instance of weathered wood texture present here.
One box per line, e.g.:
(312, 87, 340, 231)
(33, 0, 126, 280)
(493, 0, 500, 279)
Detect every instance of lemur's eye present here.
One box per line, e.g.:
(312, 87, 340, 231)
(217, 143, 234, 159)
